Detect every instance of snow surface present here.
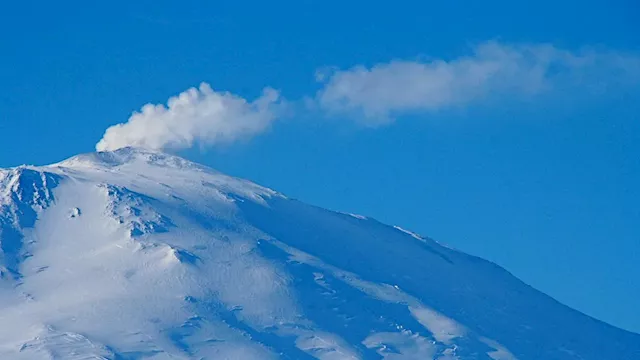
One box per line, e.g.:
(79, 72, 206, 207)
(0, 147, 638, 360)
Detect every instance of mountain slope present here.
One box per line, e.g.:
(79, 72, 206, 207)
(0, 148, 638, 360)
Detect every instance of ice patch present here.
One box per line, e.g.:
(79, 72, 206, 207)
(409, 307, 465, 344)
(480, 337, 519, 360)
(393, 226, 425, 241)
(294, 330, 361, 360)
(165, 246, 200, 265)
(18, 326, 114, 360)
(363, 330, 437, 359)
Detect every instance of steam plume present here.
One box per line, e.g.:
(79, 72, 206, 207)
(96, 83, 281, 151)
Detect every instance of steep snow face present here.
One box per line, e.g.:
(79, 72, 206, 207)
(0, 167, 60, 279)
(0, 148, 638, 360)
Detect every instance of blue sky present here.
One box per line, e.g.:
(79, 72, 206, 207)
(1, 0, 639, 333)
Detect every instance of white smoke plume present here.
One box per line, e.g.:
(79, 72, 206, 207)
(96, 83, 282, 151)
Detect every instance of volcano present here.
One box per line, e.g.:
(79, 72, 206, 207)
(0, 148, 637, 359)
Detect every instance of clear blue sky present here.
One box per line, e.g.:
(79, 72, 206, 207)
(1, 1, 639, 333)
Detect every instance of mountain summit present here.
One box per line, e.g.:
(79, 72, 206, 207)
(0, 148, 638, 359)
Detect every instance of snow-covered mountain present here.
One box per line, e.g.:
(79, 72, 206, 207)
(0, 148, 638, 360)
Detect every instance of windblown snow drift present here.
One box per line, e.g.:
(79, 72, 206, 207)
(0, 148, 638, 359)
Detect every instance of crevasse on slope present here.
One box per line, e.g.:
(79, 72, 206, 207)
(0, 148, 638, 360)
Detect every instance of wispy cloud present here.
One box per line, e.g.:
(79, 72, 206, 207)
(315, 41, 640, 124)
(96, 83, 282, 151)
